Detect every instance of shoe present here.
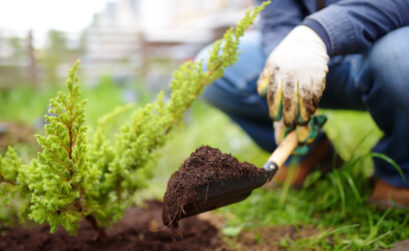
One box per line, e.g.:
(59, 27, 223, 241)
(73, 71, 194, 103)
(269, 133, 343, 189)
(369, 179, 409, 209)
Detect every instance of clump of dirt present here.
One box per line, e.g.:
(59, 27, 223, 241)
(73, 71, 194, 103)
(162, 145, 261, 238)
(0, 201, 223, 251)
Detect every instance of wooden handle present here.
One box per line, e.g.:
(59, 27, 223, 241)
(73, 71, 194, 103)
(268, 131, 298, 168)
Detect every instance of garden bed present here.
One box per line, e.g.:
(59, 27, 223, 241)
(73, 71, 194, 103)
(0, 201, 222, 251)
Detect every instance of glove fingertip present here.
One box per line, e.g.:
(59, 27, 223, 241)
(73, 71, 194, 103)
(270, 89, 283, 121)
(297, 112, 310, 125)
(294, 145, 309, 155)
(314, 115, 327, 126)
(283, 112, 296, 128)
(257, 69, 271, 96)
(258, 86, 267, 98)
(295, 128, 306, 142)
(272, 105, 282, 121)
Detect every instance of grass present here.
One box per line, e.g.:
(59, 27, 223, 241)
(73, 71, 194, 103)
(2, 82, 409, 250)
(0, 76, 151, 131)
(0, 85, 53, 124)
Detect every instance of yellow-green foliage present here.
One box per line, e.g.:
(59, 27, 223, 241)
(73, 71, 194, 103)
(0, 2, 270, 234)
(26, 62, 101, 234)
(0, 147, 29, 224)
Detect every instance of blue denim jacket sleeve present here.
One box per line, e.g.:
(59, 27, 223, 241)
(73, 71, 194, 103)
(303, 0, 409, 55)
(255, 0, 304, 55)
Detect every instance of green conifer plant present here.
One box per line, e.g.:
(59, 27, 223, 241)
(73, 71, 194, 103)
(0, 146, 29, 225)
(0, 1, 270, 240)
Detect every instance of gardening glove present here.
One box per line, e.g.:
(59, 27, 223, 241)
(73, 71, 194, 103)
(274, 114, 327, 155)
(257, 25, 329, 145)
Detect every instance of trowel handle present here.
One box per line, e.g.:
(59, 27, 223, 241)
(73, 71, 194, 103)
(263, 131, 298, 172)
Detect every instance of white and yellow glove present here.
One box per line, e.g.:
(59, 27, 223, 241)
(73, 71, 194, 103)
(257, 25, 329, 144)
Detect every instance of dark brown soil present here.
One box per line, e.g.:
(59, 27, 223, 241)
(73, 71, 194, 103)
(162, 146, 261, 237)
(0, 201, 223, 251)
(233, 225, 320, 251)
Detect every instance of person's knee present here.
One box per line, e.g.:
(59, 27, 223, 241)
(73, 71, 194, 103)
(368, 27, 409, 66)
(366, 27, 409, 106)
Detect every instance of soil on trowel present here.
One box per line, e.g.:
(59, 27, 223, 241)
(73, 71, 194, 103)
(162, 145, 261, 238)
(0, 201, 223, 251)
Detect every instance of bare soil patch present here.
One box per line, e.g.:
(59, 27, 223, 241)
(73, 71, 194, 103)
(0, 201, 223, 251)
(233, 225, 320, 251)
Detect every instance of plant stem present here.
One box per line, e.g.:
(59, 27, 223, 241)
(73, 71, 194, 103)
(0, 175, 17, 185)
(86, 215, 108, 243)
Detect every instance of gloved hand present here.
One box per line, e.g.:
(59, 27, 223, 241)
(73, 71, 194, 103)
(274, 115, 327, 155)
(257, 25, 329, 144)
